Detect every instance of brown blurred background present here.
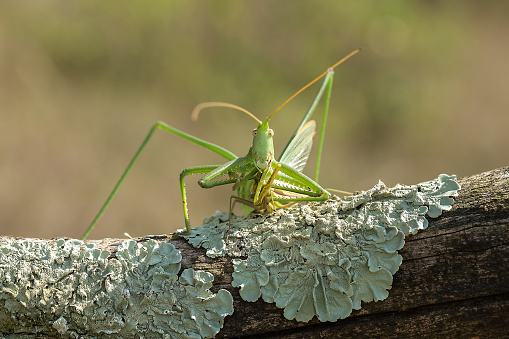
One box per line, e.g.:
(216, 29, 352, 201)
(0, 1, 508, 239)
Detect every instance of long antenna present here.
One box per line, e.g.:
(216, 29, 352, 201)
(264, 48, 362, 122)
(191, 102, 262, 125)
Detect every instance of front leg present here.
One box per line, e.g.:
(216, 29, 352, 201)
(179, 165, 221, 233)
(255, 163, 282, 211)
(180, 156, 255, 233)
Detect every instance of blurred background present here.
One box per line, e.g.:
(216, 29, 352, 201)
(0, 1, 508, 239)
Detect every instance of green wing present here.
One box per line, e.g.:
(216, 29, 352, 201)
(278, 120, 316, 172)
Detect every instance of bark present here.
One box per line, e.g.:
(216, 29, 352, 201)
(2, 167, 508, 338)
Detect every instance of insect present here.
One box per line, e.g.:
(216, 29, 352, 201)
(81, 49, 361, 240)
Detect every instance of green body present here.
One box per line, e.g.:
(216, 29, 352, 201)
(81, 50, 360, 240)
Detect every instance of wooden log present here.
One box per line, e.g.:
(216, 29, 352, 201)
(1, 167, 508, 337)
(188, 166, 509, 338)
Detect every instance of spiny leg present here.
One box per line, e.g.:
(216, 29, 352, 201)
(232, 168, 259, 191)
(256, 163, 282, 213)
(253, 163, 280, 205)
(268, 161, 332, 206)
(179, 165, 236, 234)
(182, 156, 258, 239)
(270, 188, 300, 209)
(227, 195, 261, 243)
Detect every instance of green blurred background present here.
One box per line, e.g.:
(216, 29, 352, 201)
(0, 1, 508, 239)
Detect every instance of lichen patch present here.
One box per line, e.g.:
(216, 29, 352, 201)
(0, 239, 233, 338)
(183, 174, 460, 322)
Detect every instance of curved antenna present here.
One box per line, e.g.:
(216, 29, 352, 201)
(264, 48, 362, 122)
(191, 102, 262, 125)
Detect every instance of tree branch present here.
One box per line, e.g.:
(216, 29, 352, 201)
(1, 167, 508, 338)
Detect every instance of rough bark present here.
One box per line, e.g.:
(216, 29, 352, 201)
(1, 167, 508, 338)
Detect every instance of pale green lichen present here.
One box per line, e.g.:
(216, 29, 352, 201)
(0, 239, 233, 338)
(183, 174, 460, 322)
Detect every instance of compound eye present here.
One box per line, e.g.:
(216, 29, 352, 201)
(268, 129, 274, 137)
(252, 129, 258, 136)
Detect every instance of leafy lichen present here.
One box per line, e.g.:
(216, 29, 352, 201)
(183, 174, 460, 322)
(0, 239, 233, 338)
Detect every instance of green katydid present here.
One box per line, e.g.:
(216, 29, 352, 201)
(81, 49, 360, 240)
